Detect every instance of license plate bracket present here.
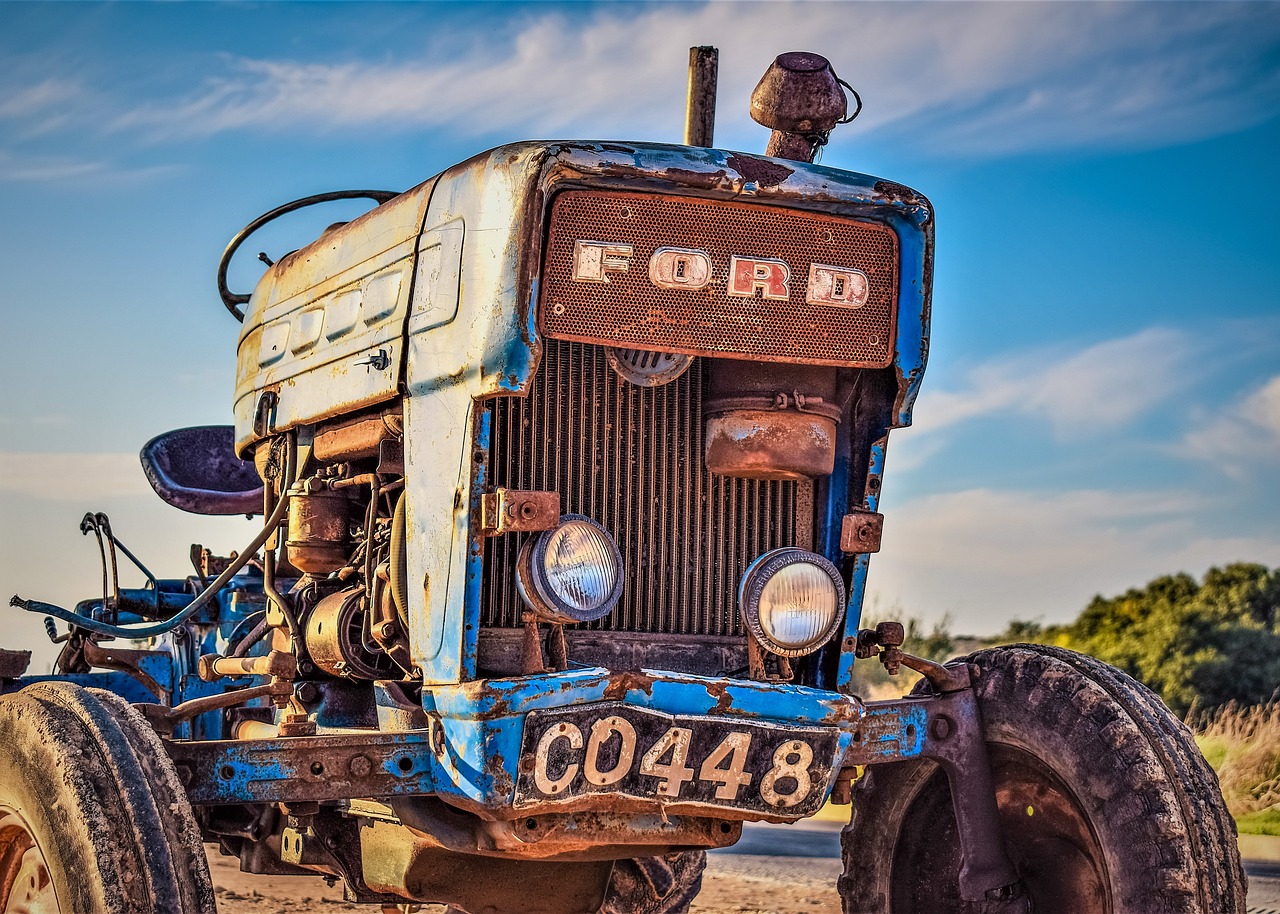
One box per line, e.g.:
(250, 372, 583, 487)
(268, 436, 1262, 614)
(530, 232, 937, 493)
(513, 702, 841, 816)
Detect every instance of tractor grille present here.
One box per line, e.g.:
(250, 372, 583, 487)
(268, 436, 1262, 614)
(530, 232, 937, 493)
(539, 190, 900, 367)
(480, 340, 810, 636)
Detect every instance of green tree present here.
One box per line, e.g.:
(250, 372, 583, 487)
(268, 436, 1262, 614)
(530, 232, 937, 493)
(1011, 564, 1280, 715)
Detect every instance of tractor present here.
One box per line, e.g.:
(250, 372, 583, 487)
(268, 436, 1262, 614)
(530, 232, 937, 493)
(0, 48, 1245, 914)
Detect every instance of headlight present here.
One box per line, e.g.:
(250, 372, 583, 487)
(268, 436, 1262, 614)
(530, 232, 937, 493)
(739, 548, 846, 657)
(516, 515, 624, 624)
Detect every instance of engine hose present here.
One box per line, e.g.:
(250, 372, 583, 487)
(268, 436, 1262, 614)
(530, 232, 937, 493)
(229, 614, 269, 658)
(389, 490, 409, 628)
(10, 449, 295, 640)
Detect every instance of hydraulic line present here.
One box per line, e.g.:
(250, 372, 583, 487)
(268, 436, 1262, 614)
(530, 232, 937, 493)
(260, 436, 301, 639)
(10, 437, 299, 640)
(389, 490, 409, 627)
(229, 615, 269, 658)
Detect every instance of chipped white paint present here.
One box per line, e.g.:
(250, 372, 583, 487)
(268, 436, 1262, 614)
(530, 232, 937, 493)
(233, 180, 438, 455)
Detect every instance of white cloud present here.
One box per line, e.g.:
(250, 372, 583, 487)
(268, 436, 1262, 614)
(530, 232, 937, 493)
(1183, 374, 1280, 473)
(0, 148, 181, 185)
(866, 486, 1280, 634)
(0, 78, 82, 120)
(916, 327, 1190, 436)
(96, 2, 1280, 156)
(0, 151, 107, 182)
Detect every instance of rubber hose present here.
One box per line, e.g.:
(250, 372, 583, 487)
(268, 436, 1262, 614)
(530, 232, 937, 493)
(11, 471, 293, 640)
(389, 491, 409, 628)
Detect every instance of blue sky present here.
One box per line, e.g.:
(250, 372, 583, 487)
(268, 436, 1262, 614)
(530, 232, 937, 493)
(1, 1, 1278, 667)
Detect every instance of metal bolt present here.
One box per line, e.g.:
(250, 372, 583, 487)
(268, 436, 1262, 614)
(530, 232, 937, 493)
(295, 682, 319, 704)
(930, 715, 954, 741)
(349, 755, 373, 778)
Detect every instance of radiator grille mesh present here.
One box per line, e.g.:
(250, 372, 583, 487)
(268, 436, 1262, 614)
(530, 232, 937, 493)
(480, 340, 809, 636)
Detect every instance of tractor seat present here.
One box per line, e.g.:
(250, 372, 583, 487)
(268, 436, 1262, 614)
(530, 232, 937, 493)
(140, 426, 263, 516)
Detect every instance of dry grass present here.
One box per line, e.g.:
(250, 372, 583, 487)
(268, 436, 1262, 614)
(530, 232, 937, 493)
(1193, 700, 1280, 834)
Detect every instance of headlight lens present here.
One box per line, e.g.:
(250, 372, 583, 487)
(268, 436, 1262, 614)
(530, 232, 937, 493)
(739, 548, 846, 657)
(517, 515, 623, 624)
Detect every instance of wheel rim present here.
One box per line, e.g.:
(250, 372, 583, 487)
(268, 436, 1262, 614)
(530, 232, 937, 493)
(889, 744, 1112, 913)
(0, 806, 58, 914)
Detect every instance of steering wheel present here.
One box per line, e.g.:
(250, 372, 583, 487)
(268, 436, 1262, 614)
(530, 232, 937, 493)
(217, 189, 400, 321)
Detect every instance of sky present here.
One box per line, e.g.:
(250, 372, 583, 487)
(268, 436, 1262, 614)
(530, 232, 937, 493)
(1, 1, 1278, 670)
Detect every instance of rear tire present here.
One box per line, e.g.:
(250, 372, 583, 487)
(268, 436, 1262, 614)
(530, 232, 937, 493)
(838, 644, 1246, 914)
(0, 682, 216, 913)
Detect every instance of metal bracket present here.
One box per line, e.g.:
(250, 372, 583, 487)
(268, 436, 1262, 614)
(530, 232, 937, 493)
(164, 730, 437, 805)
(840, 511, 883, 554)
(915, 676, 1029, 910)
(849, 670, 1028, 910)
(82, 641, 171, 703)
(480, 489, 561, 536)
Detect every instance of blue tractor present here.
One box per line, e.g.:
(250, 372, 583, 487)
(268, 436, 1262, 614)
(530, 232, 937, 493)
(0, 49, 1245, 914)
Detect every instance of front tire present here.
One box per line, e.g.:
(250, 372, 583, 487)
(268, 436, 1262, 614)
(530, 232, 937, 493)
(600, 851, 706, 914)
(0, 682, 216, 914)
(839, 644, 1246, 914)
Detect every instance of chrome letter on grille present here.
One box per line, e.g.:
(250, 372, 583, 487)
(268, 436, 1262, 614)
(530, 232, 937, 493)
(648, 247, 712, 290)
(572, 241, 634, 283)
(807, 264, 870, 309)
(727, 255, 791, 300)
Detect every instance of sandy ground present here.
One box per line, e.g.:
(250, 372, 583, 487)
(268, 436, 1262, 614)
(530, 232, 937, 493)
(208, 843, 1279, 914)
(208, 848, 841, 914)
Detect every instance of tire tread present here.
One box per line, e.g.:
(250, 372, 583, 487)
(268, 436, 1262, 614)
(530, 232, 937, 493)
(838, 644, 1247, 914)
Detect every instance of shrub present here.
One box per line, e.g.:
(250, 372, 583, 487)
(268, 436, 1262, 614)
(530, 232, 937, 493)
(1193, 700, 1280, 835)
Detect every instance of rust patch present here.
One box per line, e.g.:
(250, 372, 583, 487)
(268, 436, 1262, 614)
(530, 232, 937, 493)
(486, 750, 515, 797)
(820, 701, 865, 726)
(725, 154, 794, 188)
(602, 671, 657, 701)
(704, 410, 836, 481)
(873, 180, 927, 208)
(661, 167, 728, 191)
(704, 682, 734, 715)
(486, 697, 513, 720)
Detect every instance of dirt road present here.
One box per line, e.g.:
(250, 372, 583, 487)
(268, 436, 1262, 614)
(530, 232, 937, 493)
(208, 822, 1280, 914)
(209, 849, 842, 914)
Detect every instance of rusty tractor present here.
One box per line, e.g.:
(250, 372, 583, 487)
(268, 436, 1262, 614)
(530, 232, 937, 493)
(0, 48, 1246, 914)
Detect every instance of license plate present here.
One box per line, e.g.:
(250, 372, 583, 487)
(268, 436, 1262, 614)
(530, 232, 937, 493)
(513, 703, 841, 816)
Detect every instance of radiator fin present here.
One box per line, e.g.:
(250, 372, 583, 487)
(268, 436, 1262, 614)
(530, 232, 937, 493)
(481, 340, 807, 636)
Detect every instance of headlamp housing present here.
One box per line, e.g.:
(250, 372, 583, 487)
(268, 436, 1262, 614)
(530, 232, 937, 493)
(738, 547, 846, 657)
(516, 515, 624, 624)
